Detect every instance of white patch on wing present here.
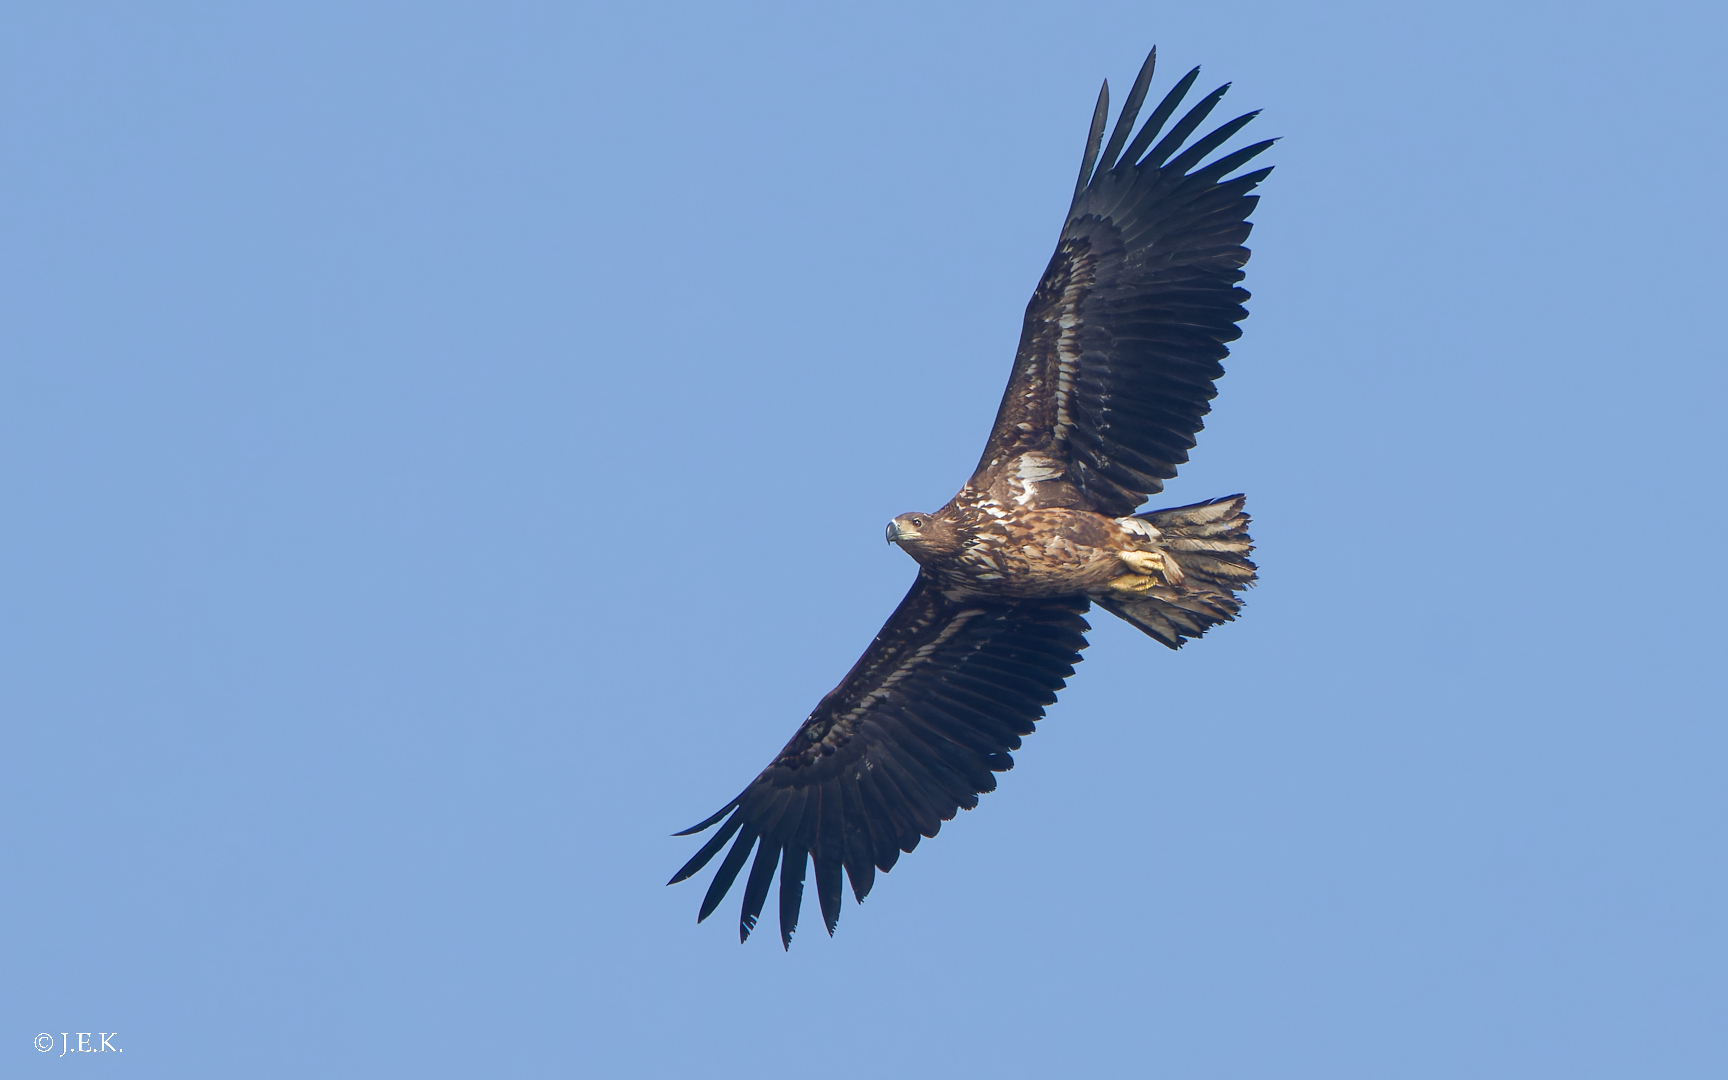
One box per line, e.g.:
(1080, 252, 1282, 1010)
(1116, 517, 1163, 543)
(1013, 452, 1066, 506)
(1052, 265, 1090, 445)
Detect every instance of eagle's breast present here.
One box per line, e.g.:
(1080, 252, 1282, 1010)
(932, 483, 1125, 598)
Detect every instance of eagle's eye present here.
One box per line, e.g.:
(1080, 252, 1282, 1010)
(912, 518, 924, 527)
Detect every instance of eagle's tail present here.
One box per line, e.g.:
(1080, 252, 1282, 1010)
(1096, 495, 1256, 649)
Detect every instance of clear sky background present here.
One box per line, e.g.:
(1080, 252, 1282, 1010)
(3, 2, 1724, 1076)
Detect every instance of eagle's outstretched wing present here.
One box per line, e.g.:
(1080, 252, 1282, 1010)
(669, 576, 1089, 948)
(976, 48, 1274, 518)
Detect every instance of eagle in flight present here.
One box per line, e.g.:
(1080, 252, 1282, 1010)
(671, 47, 1272, 947)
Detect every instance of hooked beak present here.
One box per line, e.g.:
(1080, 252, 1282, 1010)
(885, 521, 901, 544)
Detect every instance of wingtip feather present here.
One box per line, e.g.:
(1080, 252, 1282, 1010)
(667, 810, 744, 885)
(696, 826, 759, 923)
(1096, 46, 1157, 176)
(671, 797, 740, 837)
(1141, 81, 1231, 171)
(1071, 79, 1110, 207)
(1118, 65, 1200, 171)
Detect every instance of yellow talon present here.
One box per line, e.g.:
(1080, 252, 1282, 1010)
(1118, 551, 1161, 575)
(1108, 572, 1158, 596)
(1118, 549, 1184, 586)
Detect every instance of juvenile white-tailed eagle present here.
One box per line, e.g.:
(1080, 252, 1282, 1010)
(671, 47, 1272, 947)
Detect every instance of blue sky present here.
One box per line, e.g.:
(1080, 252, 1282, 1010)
(3, 2, 1724, 1076)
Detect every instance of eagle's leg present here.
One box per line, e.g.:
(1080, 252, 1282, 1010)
(1108, 573, 1158, 596)
(1115, 548, 1184, 588)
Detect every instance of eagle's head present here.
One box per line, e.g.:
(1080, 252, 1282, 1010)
(886, 511, 961, 559)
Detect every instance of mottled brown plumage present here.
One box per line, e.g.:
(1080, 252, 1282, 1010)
(670, 46, 1272, 947)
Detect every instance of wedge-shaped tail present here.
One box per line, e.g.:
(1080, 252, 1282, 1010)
(1097, 495, 1255, 648)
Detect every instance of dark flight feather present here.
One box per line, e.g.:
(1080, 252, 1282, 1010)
(1117, 65, 1200, 172)
(815, 787, 845, 935)
(738, 837, 779, 942)
(778, 846, 807, 950)
(1140, 83, 1231, 171)
(1095, 47, 1157, 176)
(1165, 110, 1261, 177)
(698, 825, 759, 923)
(672, 801, 737, 838)
(1071, 81, 1111, 208)
(839, 776, 877, 902)
(666, 810, 744, 885)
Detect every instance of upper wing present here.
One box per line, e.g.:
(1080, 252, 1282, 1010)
(669, 575, 1090, 948)
(978, 49, 1275, 518)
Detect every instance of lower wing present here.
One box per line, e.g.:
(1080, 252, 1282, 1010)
(669, 575, 1090, 947)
